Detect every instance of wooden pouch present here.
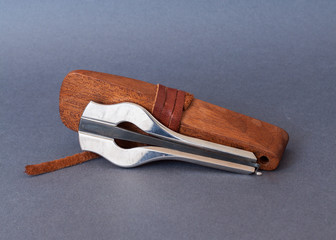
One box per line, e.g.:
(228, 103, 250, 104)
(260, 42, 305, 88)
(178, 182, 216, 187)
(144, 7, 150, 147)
(58, 70, 288, 171)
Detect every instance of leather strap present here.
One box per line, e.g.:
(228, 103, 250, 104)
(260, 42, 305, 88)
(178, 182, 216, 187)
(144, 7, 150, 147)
(152, 84, 187, 132)
(25, 152, 100, 176)
(158, 87, 178, 126)
(152, 84, 166, 118)
(169, 90, 186, 131)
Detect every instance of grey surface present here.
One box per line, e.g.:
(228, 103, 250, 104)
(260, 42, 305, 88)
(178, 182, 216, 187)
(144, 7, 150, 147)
(1, 1, 335, 239)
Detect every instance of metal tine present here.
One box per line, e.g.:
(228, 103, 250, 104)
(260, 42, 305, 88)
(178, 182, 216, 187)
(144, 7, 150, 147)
(79, 117, 259, 169)
(79, 130, 257, 174)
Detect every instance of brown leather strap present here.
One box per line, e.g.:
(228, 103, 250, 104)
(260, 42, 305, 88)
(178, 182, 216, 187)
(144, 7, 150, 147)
(169, 90, 186, 131)
(159, 87, 178, 126)
(152, 84, 166, 118)
(152, 84, 187, 132)
(25, 152, 100, 176)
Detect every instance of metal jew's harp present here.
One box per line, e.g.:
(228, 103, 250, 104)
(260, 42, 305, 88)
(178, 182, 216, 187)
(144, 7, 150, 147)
(78, 101, 261, 175)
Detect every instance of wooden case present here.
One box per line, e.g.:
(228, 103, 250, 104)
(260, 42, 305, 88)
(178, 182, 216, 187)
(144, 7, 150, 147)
(59, 70, 289, 170)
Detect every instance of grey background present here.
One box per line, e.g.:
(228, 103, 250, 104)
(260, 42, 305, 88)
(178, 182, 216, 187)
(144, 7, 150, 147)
(1, 1, 335, 239)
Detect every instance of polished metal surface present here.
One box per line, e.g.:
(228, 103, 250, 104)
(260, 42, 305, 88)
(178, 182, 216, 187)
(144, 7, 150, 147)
(78, 102, 260, 175)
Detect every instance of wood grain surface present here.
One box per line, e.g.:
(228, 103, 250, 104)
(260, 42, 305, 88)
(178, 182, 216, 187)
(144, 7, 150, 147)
(59, 70, 289, 170)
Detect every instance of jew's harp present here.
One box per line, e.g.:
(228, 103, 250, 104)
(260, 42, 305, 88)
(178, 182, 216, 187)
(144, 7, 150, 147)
(78, 102, 261, 175)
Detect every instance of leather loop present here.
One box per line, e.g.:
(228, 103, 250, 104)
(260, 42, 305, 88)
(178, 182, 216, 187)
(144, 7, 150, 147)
(152, 84, 166, 119)
(159, 87, 178, 126)
(169, 90, 186, 131)
(152, 84, 187, 132)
